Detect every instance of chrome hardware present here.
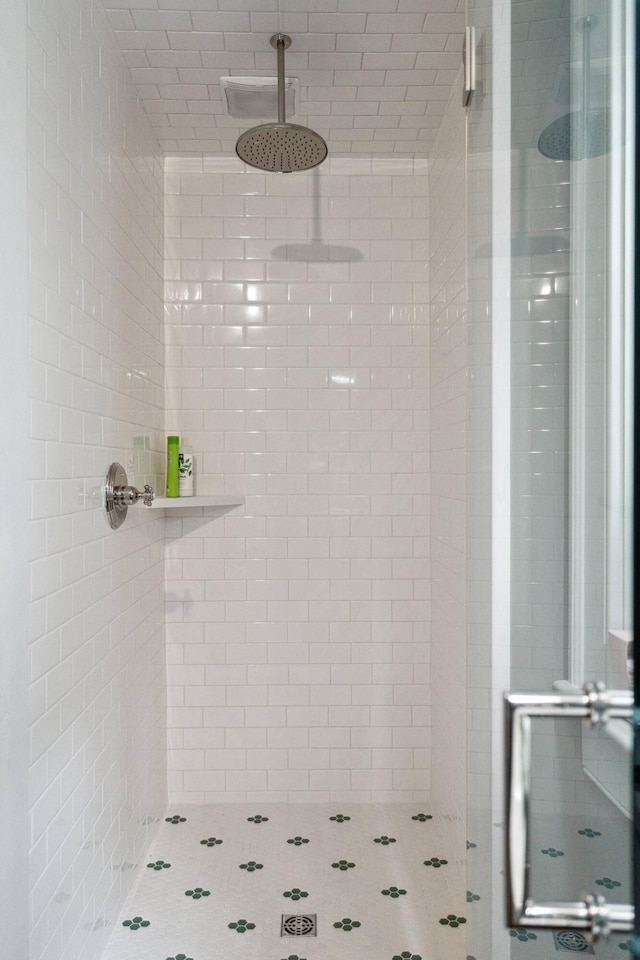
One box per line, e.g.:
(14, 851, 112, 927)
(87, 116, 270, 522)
(463, 26, 476, 107)
(583, 680, 620, 729)
(584, 894, 610, 944)
(105, 462, 155, 529)
(505, 684, 633, 940)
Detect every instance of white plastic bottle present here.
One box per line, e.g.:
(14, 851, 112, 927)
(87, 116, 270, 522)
(178, 439, 194, 497)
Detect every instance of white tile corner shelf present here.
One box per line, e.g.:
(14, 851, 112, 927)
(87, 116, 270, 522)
(148, 495, 245, 509)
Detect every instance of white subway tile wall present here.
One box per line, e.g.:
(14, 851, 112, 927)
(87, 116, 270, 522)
(510, 147, 570, 694)
(164, 155, 431, 803)
(102, 0, 466, 157)
(428, 69, 467, 824)
(26, 0, 166, 958)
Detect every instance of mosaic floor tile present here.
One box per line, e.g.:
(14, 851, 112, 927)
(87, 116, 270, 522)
(333, 916, 361, 931)
(438, 914, 466, 928)
(100, 802, 467, 960)
(283, 888, 309, 901)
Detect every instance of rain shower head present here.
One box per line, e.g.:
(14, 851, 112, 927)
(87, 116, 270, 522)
(537, 15, 610, 161)
(537, 107, 609, 161)
(236, 34, 328, 173)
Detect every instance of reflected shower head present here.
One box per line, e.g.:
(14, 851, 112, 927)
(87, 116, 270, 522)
(538, 108, 610, 160)
(236, 35, 328, 173)
(537, 16, 610, 161)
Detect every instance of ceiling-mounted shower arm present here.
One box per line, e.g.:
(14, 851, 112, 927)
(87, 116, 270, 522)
(235, 33, 327, 173)
(271, 33, 291, 125)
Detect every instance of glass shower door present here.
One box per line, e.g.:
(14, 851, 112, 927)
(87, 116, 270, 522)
(466, 0, 636, 955)
(504, 0, 636, 949)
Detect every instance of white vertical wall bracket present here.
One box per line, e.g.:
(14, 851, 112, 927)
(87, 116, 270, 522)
(463, 26, 476, 106)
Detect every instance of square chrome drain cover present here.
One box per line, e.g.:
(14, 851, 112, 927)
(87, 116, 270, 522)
(553, 931, 594, 954)
(281, 914, 317, 937)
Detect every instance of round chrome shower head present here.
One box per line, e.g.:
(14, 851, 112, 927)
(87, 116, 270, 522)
(235, 33, 328, 173)
(236, 121, 328, 172)
(537, 108, 609, 161)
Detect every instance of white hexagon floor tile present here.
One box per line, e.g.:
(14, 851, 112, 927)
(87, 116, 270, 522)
(100, 803, 467, 960)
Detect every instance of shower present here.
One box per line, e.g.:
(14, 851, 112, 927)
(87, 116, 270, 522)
(235, 34, 328, 173)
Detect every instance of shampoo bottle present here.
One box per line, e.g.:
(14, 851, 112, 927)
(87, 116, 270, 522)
(178, 440, 194, 497)
(166, 435, 179, 497)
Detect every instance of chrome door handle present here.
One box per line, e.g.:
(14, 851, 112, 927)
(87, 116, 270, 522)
(504, 683, 633, 942)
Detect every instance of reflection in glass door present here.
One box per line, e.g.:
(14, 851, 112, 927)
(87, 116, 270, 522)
(465, 0, 635, 956)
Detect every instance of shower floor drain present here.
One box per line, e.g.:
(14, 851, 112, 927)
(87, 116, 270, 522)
(553, 930, 594, 953)
(281, 914, 317, 937)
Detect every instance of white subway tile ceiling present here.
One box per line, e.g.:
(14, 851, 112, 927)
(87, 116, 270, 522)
(103, 0, 465, 156)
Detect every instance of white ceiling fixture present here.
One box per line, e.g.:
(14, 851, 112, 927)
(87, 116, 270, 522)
(220, 76, 299, 119)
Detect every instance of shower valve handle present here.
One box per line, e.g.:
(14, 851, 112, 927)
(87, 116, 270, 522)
(114, 483, 155, 507)
(105, 462, 155, 529)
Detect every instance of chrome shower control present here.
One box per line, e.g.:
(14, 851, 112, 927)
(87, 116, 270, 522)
(105, 462, 155, 529)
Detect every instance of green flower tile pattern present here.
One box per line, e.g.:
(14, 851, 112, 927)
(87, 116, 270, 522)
(541, 847, 564, 858)
(283, 888, 309, 901)
(185, 888, 210, 899)
(509, 930, 537, 941)
(595, 877, 621, 890)
(122, 917, 150, 930)
(104, 803, 478, 959)
(619, 937, 640, 954)
(229, 919, 256, 933)
(578, 827, 602, 838)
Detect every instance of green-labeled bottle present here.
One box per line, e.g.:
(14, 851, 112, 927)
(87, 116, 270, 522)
(166, 435, 180, 497)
